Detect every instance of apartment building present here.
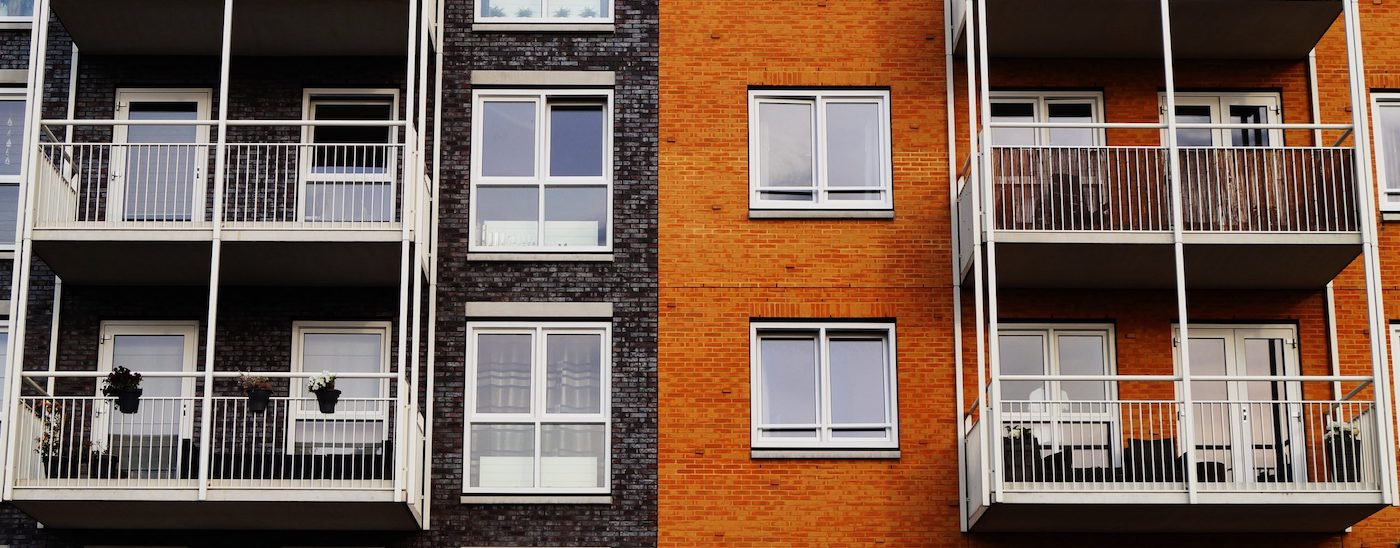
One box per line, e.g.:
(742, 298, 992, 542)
(0, 0, 659, 546)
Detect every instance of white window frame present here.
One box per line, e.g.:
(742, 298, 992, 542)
(0, 88, 25, 251)
(110, 88, 213, 223)
(749, 322, 899, 450)
(1158, 91, 1283, 147)
(92, 320, 201, 445)
(988, 91, 1106, 146)
(473, 0, 615, 24)
(298, 88, 401, 223)
(998, 323, 1118, 411)
(469, 89, 614, 253)
(463, 321, 612, 495)
(0, 0, 34, 24)
(1372, 93, 1400, 211)
(748, 89, 893, 211)
(998, 323, 1119, 469)
(287, 321, 393, 452)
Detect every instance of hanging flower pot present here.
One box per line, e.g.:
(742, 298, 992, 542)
(236, 373, 274, 415)
(314, 389, 341, 414)
(113, 388, 143, 414)
(308, 372, 340, 414)
(102, 366, 144, 415)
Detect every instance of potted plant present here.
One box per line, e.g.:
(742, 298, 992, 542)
(1324, 420, 1363, 482)
(308, 371, 340, 414)
(31, 400, 70, 479)
(88, 444, 121, 479)
(102, 366, 143, 414)
(237, 373, 274, 414)
(1002, 424, 1041, 482)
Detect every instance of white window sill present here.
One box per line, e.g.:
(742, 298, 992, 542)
(460, 495, 612, 505)
(0, 21, 33, 30)
(751, 449, 901, 460)
(1382, 212, 1400, 222)
(472, 22, 615, 32)
(749, 209, 895, 220)
(467, 252, 614, 262)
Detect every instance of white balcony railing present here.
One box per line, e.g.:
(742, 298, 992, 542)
(987, 146, 1357, 233)
(996, 398, 1380, 493)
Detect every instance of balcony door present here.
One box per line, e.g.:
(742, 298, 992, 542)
(988, 92, 1106, 230)
(1166, 93, 1281, 148)
(93, 321, 199, 481)
(111, 89, 211, 223)
(1178, 325, 1303, 485)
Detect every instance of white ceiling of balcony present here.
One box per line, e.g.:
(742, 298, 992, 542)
(955, 0, 1343, 59)
(50, 0, 410, 56)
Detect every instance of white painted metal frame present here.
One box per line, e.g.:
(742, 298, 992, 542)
(748, 322, 900, 450)
(0, 87, 24, 252)
(468, 89, 614, 253)
(462, 321, 612, 495)
(747, 89, 894, 210)
(298, 88, 402, 223)
(1369, 93, 1400, 211)
(473, 0, 615, 24)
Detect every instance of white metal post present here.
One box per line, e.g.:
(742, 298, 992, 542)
(945, 0, 970, 532)
(391, 0, 420, 504)
(196, 0, 235, 501)
(1157, 0, 1199, 503)
(422, 0, 444, 525)
(973, 0, 1008, 503)
(964, 0, 991, 512)
(1340, 0, 1399, 504)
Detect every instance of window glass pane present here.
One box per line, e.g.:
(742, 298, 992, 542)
(108, 334, 186, 479)
(480, 0, 542, 18)
(0, 99, 25, 178)
(759, 336, 818, 426)
(1382, 105, 1400, 197)
(999, 334, 1046, 401)
(303, 333, 383, 402)
(1229, 104, 1270, 147)
(476, 186, 539, 247)
(540, 424, 606, 488)
(1057, 334, 1108, 402)
(828, 338, 887, 425)
(470, 424, 535, 488)
(482, 101, 536, 177)
(1175, 105, 1214, 147)
(757, 102, 814, 189)
(0, 331, 8, 407)
(990, 102, 1036, 146)
(543, 186, 606, 247)
(475, 333, 532, 414)
(123, 103, 201, 222)
(550, 105, 605, 177)
(311, 102, 393, 173)
(544, 0, 609, 18)
(1047, 102, 1095, 146)
(0, 184, 17, 245)
(546, 333, 602, 414)
(0, 0, 33, 17)
(825, 102, 882, 187)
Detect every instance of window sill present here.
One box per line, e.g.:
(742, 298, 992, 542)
(467, 252, 614, 262)
(751, 449, 901, 460)
(749, 209, 895, 220)
(1383, 212, 1400, 223)
(0, 21, 33, 30)
(471, 22, 615, 33)
(460, 495, 612, 505)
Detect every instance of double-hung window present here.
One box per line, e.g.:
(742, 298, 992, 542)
(750, 323, 898, 449)
(471, 90, 612, 252)
(0, 0, 33, 22)
(475, 0, 613, 23)
(0, 89, 24, 246)
(466, 323, 610, 493)
(749, 90, 892, 210)
(1374, 94, 1400, 210)
(999, 324, 1117, 470)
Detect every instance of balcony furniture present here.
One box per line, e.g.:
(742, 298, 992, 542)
(1327, 434, 1363, 482)
(1125, 438, 1178, 482)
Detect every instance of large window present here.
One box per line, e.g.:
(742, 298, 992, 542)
(0, 90, 24, 246)
(475, 0, 613, 23)
(989, 92, 1103, 147)
(748, 90, 892, 210)
(1374, 94, 1400, 210)
(301, 90, 399, 223)
(749, 323, 898, 449)
(465, 323, 610, 493)
(290, 322, 391, 455)
(1160, 92, 1281, 147)
(0, 0, 33, 21)
(998, 324, 1116, 473)
(471, 90, 612, 252)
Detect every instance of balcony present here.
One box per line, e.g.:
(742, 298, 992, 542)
(4, 372, 424, 530)
(956, 145, 1362, 288)
(27, 122, 411, 286)
(964, 393, 1388, 532)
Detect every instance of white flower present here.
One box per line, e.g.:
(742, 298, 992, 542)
(1324, 419, 1359, 440)
(307, 371, 337, 393)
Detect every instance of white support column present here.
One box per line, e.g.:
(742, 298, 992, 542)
(1340, 0, 1399, 504)
(391, 0, 421, 504)
(422, 0, 444, 525)
(973, 0, 1007, 504)
(196, 0, 235, 501)
(945, 0, 969, 532)
(964, 0, 990, 511)
(1157, 0, 1199, 503)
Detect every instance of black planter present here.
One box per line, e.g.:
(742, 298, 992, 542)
(113, 388, 142, 414)
(42, 456, 74, 479)
(314, 389, 341, 414)
(246, 389, 273, 414)
(1327, 435, 1363, 482)
(1002, 435, 1042, 482)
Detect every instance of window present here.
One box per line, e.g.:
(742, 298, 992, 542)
(301, 90, 399, 223)
(1160, 92, 1281, 147)
(471, 90, 612, 252)
(465, 323, 610, 493)
(0, 90, 21, 246)
(0, 0, 33, 21)
(750, 323, 897, 449)
(999, 324, 1116, 473)
(749, 90, 892, 210)
(475, 0, 613, 23)
(1373, 94, 1400, 210)
(290, 322, 392, 455)
(989, 92, 1104, 147)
